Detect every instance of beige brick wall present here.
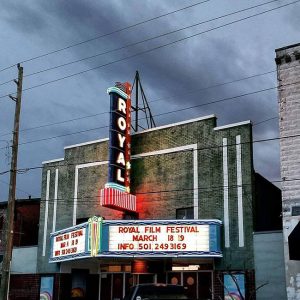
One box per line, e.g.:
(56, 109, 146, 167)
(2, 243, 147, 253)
(276, 43, 300, 300)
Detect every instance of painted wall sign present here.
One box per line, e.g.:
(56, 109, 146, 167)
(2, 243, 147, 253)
(49, 218, 222, 262)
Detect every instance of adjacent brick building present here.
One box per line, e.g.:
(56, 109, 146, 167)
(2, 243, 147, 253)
(0, 197, 40, 300)
(276, 43, 300, 299)
(0, 197, 40, 254)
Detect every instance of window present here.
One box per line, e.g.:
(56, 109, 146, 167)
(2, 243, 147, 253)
(176, 207, 193, 219)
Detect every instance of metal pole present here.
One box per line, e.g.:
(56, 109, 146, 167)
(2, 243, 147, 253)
(135, 71, 139, 132)
(0, 64, 23, 300)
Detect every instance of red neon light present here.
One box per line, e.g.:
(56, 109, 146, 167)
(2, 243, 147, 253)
(100, 187, 136, 212)
(124, 82, 131, 192)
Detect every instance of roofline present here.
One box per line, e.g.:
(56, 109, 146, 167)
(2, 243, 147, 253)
(64, 138, 109, 150)
(53, 116, 251, 153)
(132, 114, 216, 136)
(63, 115, 216, 150)
(42, 158, 64, 165)
(213, 120, 251, 131)
(275, 42, 300, 52)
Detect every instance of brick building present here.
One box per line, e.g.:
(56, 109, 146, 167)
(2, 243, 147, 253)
(0, 81, 278, 300)
(276, 43, 300, 299)
(0, 198, 40, 300)
(0, 197, 40, 255)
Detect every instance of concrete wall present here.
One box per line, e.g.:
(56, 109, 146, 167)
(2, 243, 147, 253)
(254, 231, 286, 300)
(276, 43, 300, 299)
(11, 246, 38, 274)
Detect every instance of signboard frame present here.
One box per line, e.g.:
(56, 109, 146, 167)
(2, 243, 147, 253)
(49, 219, 222, 263)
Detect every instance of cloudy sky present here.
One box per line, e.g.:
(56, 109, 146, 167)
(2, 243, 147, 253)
(0, 0, 299, 200)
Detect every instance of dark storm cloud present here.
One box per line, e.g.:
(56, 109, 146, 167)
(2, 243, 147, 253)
(1, 0, 298, 199)
(282, 4, 300, 32)
(0, 2, 48, 34)
(24, 0, 275, 127)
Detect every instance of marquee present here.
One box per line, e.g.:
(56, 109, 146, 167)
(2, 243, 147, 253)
(49, 217, 222, 262)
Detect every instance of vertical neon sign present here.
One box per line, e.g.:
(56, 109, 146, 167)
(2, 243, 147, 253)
(106, 82, 131, 191)
(100, 82, 136, 212)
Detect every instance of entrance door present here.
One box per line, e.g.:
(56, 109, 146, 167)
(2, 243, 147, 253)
(183, 272, 197, 300)
(100, 273, 112, 300)
(101, 273, 133, 300)
(198, 272, 212, 300)
(112, 273, 123, 300)
(71, 269, 88, 300)
(175, 272, 212, 300)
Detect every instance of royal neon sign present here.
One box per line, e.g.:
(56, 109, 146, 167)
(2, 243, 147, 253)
(100, 82, 136, 212)
(107, 83, 131, 190)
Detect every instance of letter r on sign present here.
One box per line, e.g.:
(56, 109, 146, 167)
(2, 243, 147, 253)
(118, 98, 126, 114)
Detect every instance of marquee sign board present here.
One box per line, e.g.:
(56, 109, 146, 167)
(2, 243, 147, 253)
(52, 227, 86, 258)
(49, 218, 222, 262)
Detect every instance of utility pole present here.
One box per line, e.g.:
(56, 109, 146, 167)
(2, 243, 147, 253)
(0, 64, 23, 300)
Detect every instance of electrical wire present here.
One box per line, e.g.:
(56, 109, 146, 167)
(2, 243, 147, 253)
(1, 76, 296, 150)
(0, 0, 299, 100)
(1, 177, 297, 205)
(0, 130, 298, 178)
(0, 0, 211, 73)
(21, 0, 287, 80)
(1, 60, 295, 138)
(0, 68, 278, 138)
(0, 179, 32, 197)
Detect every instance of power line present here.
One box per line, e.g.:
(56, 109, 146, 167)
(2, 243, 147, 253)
(0, 0, 298, 101)
(252, 116, 278, 126)
(0, 68, 277, 138)
(0, 111, 109, 138)
(1, 60, 295, 138)
(0, 0, 288, 86)
(1, 130, 298, 177)
(2, 177, 298, 205)
(20, 0, 285, 80)
(0, 0, 211, 73)
(0, 179, 32, 197)
(1, 76, 296, 150)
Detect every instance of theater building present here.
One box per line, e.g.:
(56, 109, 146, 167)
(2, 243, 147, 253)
(34, 82, 281, 300)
